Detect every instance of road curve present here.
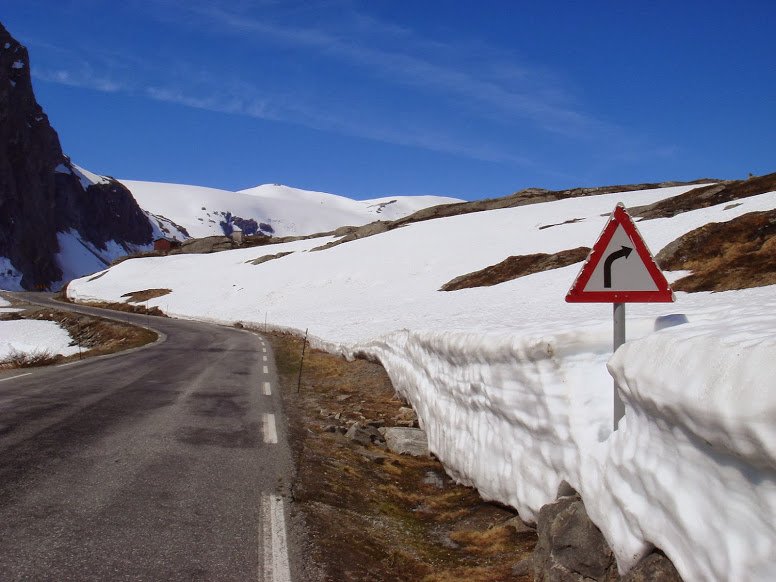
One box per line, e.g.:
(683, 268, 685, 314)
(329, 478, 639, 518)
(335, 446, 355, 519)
(0, 293, 295, 581)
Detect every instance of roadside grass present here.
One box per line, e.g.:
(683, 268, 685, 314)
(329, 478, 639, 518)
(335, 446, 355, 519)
(266, 331, 536, 582)
(0, 348, 60, 369)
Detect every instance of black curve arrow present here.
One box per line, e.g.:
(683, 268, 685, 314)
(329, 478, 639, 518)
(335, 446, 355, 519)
(603, 245, 633, 288)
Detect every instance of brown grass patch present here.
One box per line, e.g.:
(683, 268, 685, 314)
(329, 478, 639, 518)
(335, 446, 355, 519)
(440, 247, 589, 291)
(267, 332, 535, 581)
(656, 209, 776, 292)
(632, 172, 776, 220)
(120, 288, 172, 303)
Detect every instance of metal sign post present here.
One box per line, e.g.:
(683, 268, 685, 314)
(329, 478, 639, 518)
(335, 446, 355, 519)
(612, 303, 626, 429)
(566, 203, 675, 431)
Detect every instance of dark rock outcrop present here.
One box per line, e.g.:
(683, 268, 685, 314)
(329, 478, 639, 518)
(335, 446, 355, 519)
(0, 22, 152, 290)
(532, 496, 618, 582)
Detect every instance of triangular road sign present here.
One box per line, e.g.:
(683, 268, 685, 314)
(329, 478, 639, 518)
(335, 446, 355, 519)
(566, 203, 674, 303)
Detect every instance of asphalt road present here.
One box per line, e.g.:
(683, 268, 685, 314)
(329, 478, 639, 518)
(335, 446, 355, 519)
(0, 294, 296, 581)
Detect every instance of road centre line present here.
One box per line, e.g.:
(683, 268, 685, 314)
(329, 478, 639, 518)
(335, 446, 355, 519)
(262, 347, 267, 353)
(0, 372, 32, 383)
(261, 494, 292, 582)
(263, 382, 272, 396)
(263, 365, 269, 374)
(263, 413, 278, 444)
(263, 355, 268, 362)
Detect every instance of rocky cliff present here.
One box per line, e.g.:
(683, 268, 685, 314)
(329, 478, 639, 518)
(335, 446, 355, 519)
(0, 22, 152, 290)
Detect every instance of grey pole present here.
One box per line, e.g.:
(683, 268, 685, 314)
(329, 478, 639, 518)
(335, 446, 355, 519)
(613, 302, 626, 430)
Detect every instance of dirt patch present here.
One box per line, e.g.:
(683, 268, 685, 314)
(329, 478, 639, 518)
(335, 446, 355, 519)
(0, 300, 158, 369)
(632, 172, 776, 220)
(267, 332, 536, 581)
(120, 288, 172, 303)
(656, 209, 776, 292)
(440, 247, 590, 292)
(246, 251, 293, 265)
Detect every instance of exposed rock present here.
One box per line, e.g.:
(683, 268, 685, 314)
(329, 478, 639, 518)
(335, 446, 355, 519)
(422, 470, 445, 489)
(312, 220, 391, 251)
(440, 247, 590, 291)
(504, 514, 536, 534)
(247, 251, 293, 265)
(309, 180, 715, 253)
(631, 172, 776, 220)
(344, 422, 382, 446)
(379, 427, 429, 457)
(395, 406, 417, 422)
(532, 496, 617, 582)
(177, 236, 235, 254)
(620, 552, 683, 582)
(0, 23, 152, 290)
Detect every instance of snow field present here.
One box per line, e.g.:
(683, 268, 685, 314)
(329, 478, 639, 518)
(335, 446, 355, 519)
(68, 183, 776, 580)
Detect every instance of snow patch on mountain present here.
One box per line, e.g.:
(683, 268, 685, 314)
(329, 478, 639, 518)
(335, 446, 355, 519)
(122, 180, 462, 239)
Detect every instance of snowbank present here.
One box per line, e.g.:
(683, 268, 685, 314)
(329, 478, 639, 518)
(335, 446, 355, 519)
(0, 319, 81, 360)
(67, 183, 776, 579)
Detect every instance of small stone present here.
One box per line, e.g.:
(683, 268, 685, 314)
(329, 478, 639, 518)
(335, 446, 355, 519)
(504, 515, 535, 534)
(336, 394, 352, 402)
(422, 470, 444, 489)
(395, 406, 416, 421)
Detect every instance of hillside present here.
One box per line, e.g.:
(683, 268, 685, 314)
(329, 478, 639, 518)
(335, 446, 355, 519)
(67, 177, 776, 580)
(122, 180, 463, 239)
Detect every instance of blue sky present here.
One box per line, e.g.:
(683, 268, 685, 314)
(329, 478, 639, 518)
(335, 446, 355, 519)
(3, 1, 774, 200)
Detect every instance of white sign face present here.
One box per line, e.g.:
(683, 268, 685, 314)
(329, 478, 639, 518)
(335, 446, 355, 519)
(582, 224, 659, 292)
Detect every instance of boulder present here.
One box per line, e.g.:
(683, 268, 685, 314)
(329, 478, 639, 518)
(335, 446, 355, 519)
(532, 496, 617, 582)
(380, 427, 429, 457)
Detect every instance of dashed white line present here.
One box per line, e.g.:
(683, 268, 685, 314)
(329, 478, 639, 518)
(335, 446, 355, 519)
(263, 381, 272, 396)
(261, 494, 292, 582)
(263, 365, 269, 374)
(262, 347, 267, 353)
(263, 413, 278, 444)
(263, 355, 268, 362)
(0, 372, 31, 383)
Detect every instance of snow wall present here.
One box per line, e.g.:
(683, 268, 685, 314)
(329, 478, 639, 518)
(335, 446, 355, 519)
(322, 324, 776, 581)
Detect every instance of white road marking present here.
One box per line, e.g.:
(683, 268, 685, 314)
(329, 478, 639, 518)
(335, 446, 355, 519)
(57, 360, 80, 367)
(263, 365, 269, 374)
(262, 347, 267, 353)
(263, 413, 278, 444)
(263, 381, 272, 396)
(261, 494, 292, 582)
(0, 372, 32, 383)
(263, 355, 268, 362)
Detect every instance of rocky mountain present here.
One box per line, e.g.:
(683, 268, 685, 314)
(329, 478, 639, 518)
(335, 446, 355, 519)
(0, 22, 152, 290)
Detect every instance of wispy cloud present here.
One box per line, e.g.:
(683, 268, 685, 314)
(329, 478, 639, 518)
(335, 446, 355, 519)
(28, 1, 669, 170)
(33, 68, 125, 93)
(142, 82, 534, 166)
(182, 2, 611, 140)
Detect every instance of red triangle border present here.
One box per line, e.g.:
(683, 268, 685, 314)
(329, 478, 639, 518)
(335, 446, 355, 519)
(566, 203, 675, 303)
